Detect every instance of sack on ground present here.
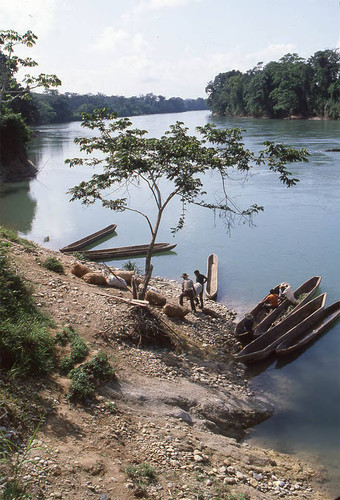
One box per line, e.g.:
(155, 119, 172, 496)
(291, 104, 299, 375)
(82, 272, 107, 286)
(146, 290, 166, 306)
(71, 262, 90, 278)
(106, 275, 128, 289)
(113, 270, 134, 285)
(162, 303, 189, 319)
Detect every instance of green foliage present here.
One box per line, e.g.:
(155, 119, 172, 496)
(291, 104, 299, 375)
(41, 256, 64, 274)
(66, 110, 308, 279)
(56, 326, 89, 374)
(29, 92, 208, 125)
(206, 49, 340, 119)
(67, 352, 114, 401)
(0, 29, 61, 109)
(125, 462, 157, 486)
(0, 226, 36, 249)
(123, 260, 141, 273)
(0, 421, 42, 499)
(0, 240, 55, 377)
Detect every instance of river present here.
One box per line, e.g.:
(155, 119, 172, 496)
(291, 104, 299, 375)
(1, 110, 339, 494)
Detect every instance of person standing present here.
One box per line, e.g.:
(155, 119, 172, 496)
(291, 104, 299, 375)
(179, 273, 196, 312)
(194, 269, 207, 308)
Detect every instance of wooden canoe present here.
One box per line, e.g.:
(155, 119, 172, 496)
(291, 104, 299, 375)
(79, 242, 177, 261)
(275, 300, 340, 356)
(233, 293, 326, 364)
(206, 253, 218, 300)
(235, 282, 282, 337)
(60, 224, 117, 252)
(253, 276, 322, 337)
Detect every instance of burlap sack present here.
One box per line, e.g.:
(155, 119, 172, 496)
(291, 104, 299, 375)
(162, 303, 189, 319)
(71, 262, 90, 278)
(114, 270, 134, 285)
(146, 290, 166, 306)
(82, 272, 107, 286)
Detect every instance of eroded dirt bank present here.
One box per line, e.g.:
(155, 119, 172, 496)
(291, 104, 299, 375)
(0, 240, 334, 499)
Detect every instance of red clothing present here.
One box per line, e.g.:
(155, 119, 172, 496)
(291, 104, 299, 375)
(264, 293, 279, 307)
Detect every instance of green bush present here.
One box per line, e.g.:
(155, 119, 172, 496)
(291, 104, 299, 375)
(0, 317, 56, 376)
(123, 260, 141, 273)
(126, 462, 157, 486)
(68, 352, 114, 401)
(42, 257, 64, 274)
(0, 241, 56, 377)
(56, 326, 89, 374)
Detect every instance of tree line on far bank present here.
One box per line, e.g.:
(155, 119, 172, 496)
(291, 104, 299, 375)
(206, 49, 339, 119)
(14, 91, 208, 126)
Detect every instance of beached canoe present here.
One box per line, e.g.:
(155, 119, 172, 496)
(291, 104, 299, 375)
(60, 224, 117, 252)
(233, 293, 326, 364)
(275, 300, 340, 356)
(206, 253, 218, 300)
(253, 276, 322, 337)
(79, 242, 177, 261)
(235, 282, 282, 340)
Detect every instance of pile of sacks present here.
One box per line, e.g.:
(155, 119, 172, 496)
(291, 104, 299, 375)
(70, 262, 133, 289)
(71, 262, 190, 319)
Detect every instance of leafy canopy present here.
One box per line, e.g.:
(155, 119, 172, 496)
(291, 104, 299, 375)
(66, 109, 308, 276)
(0, 29, 61, 109)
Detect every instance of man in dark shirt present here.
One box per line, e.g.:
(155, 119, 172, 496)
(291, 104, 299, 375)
(194, 269, 207, 308)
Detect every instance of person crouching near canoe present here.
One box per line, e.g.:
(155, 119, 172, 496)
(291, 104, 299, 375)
(262, 289, 281, 310)
(179, 273, 196, 312)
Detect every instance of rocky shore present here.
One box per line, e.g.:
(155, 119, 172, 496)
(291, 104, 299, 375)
(0, 240, 334, 499)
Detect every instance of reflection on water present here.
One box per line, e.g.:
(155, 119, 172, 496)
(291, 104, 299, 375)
(0, 181, 37, 233)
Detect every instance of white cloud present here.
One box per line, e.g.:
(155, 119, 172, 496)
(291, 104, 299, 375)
(92, 27, 150, 56)
(245, 44, 296, 65)
(131, 0, 202, 14)
(0, 0, 57, 37)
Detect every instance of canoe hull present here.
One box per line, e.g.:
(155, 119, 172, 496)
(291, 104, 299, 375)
(60, 224, 117, 252)
(275, 301, 340, 355)
(206, 253, 218, 300)
(233, 293, 326, 364)
(80, 243, 177, 261)
(253, 276, 322, 337)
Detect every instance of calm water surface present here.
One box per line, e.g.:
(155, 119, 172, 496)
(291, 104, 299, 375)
(1, 111, 339, 494)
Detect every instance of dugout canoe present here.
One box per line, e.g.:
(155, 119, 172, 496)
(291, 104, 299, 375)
(60, 224, 117, 252)
(235, 282, 282, 339)
(275, 300, 340, 356)
(206, 253, 218, 300)
(233, 293, 326, 364)
(80, 242, 177, 261)
(254, 276, 322, 337)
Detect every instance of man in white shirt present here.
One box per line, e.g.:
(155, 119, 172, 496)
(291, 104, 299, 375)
(179, 273, 196, 312)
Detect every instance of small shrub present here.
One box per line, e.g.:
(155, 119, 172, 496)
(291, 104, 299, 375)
(56, 326, 89, 374)
(42, 257, 64, 274)
(0, 226, 36, 249)
(126, 462, 157, 486)
(71, 251, 88, 262)
(123, 260, 141, 273)
(68, 352, 114, 401)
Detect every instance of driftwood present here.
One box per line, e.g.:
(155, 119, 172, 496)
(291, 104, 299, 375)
(94, 290, 149, 307)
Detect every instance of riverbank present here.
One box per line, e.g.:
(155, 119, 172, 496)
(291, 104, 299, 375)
(0, 238, 334, 499)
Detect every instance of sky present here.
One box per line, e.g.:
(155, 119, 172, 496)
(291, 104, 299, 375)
(0, 0, 339, 99)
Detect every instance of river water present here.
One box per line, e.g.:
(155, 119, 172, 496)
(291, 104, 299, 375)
(1, 110, 339, 494)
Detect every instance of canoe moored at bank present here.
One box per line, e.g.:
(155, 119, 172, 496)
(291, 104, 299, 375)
(233, 293, 326, 364)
